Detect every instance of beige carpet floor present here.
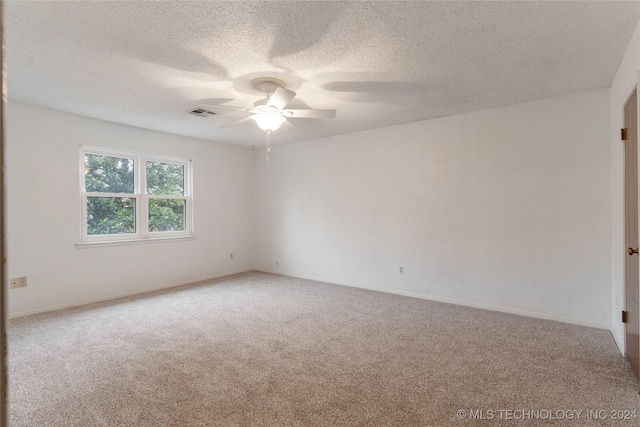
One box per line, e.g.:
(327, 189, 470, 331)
(8, 271, 640, 426)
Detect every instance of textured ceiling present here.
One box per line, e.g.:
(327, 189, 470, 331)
(6, 1, 640, 147)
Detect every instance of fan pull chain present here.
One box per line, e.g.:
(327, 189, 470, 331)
(266, 130, 271, 161)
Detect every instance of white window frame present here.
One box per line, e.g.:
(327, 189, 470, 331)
(79, 146, 194, 244)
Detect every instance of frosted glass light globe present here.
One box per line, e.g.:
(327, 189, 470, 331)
(251, 113, 286, 131)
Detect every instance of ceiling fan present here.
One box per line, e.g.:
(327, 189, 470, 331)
(200, 77, 336, 132)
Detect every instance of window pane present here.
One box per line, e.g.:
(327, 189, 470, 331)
(87, 197, 136, 235)
(84, 154, 135, 193)
(149, 199, 185, 232)
(146, 162, 184, 196)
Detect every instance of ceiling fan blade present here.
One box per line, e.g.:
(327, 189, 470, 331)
(281, 119, 295, 129)
(267, 87, 296, 110)
(220, 115, 254, 128)
(285, 109, 336, 119)
(200, 103, 248, 112)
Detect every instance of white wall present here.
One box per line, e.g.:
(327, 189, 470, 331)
(255, 89, 611, 328)
(6, 102, 254, 316)
(610, 20, 640, 353)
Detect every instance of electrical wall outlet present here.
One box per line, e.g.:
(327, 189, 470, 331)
(399, 266, 404, 275)
(10, 276, 28, 288)
(230, 253, 234, 260)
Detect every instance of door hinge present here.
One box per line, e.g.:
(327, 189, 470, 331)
(622, 128, 628, 140)
(622, 310, 629, 323)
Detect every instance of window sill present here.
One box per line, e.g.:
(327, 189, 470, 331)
(75, 235, 196, 249)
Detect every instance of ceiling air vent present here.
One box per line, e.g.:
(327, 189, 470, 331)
(187, 108, 216, 117)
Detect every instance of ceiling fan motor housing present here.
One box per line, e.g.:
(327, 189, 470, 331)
(251, 77, 286, 95)
(251, 78, 287, 112)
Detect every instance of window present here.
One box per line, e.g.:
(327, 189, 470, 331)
(80, 147, 193, 243)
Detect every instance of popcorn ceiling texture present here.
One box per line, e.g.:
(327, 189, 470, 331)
(5, 1, 640, 147)
(8, 272, 640, 426)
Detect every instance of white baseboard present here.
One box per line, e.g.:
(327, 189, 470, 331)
(8, 269, 253, 319)
(611, 326, 625, 354)
(12, 268, 613, 332)
(258, 269, 611, 330)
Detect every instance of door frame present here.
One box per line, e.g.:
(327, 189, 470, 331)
(623, 82, 640, 380)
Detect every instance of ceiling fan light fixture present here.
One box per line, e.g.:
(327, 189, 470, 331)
(251, 113, 285, 131)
